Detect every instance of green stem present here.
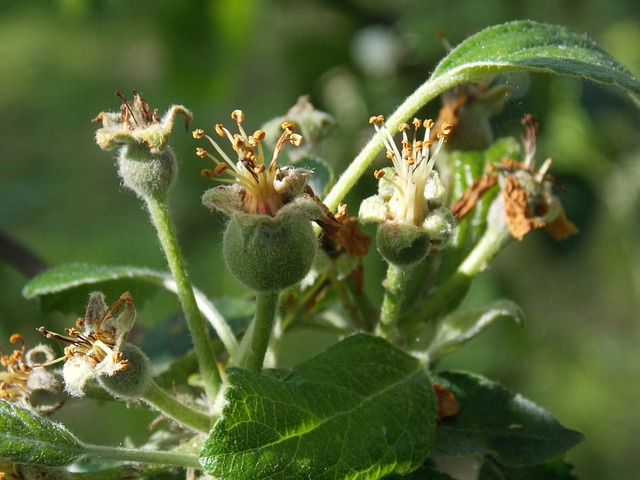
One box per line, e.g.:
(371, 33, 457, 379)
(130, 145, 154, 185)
(377, 263, 409, 343)
(142, 381, 212, 433)
(145, 195, 221, 402)
(239, 292, 280, 372)
(400, 214, 512, 335)
(322, 73, 469, 212)
(82, 443, 200, 469)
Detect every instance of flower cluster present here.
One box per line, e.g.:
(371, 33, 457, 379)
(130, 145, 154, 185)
(38, 292, 136, 397)
(195, 110, 328, 292)
(359, 116, 456, 265)
(195, 109, 317, 217)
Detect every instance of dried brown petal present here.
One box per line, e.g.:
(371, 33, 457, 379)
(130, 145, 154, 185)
(451, 174, 498, 220)
(545, 210, 579, 240)
(503, 176, 545, 241)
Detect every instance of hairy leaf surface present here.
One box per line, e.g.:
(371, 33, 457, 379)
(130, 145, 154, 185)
(0, 400, 85, 466)
(200, 334, 437, 479)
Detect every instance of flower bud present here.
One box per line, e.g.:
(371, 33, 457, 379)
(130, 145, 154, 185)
(422, 207, 456, 250)
(223, 210, 317, 292)
(117, 144, 177, 200)
(260, 96, 336, 159)
(24, 367, 64, 416)
(376, 222, 431, 267)
(98, 343, 152, 400)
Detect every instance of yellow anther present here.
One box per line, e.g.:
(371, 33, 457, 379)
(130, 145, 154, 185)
(215, 123, 226, 137)
(231, 109, 244, 122)
(289, 133, 303, 146)
(214, 163, 228, 176)
(232, 135, 244, 150)
(192, 129, 204, 139)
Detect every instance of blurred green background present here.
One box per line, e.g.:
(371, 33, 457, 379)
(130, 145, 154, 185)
(1, 1, 639, 478)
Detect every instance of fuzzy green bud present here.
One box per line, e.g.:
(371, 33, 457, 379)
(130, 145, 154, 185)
(376, 222, 431, 267)
(261, 96, 336, 159)
(117, 144, 177, 200)
(422, 206, 456, 250)
(98, 343, 152, 400)
(223, 211, 317, 292)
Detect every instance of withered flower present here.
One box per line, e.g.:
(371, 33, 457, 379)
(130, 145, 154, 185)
(452, 115, 578, 241)
(93, 91, 191, 156)
(38, 292, 136, 397)
(0, 334, 63, 415)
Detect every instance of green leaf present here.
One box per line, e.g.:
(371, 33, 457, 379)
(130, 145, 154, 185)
(433, 372, 584, 467)
(200, 333, 437, 479)
(479, 455, 578, 480)
(0, 400, 85, 466)
(22, 263, 166, 314)
(426, 300, 524, 364)
(432, 20, 640, 97)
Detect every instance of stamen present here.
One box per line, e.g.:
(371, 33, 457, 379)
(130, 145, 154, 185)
(231, 109, 244, 122)
(115, 91, 138, 127)
(215, 124, 226, 137)
(214, 163, 228, 176)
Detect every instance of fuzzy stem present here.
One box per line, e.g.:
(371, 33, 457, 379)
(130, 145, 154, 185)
(142, 381, 212, 434)
(81, 443, 200, 469)
(322, 73, 468, 212)
(240, 292, 280, 372)
(377, 263, 409, 344)
(145, 195, 221, 402)
(400, 209, 512, 335)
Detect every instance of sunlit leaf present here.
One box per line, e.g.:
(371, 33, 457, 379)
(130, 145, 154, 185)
(0, 400, 85, 466)
(432, 20, 640, 97)
(200, 333, 437, 479)
(433, 372, 584, 467)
